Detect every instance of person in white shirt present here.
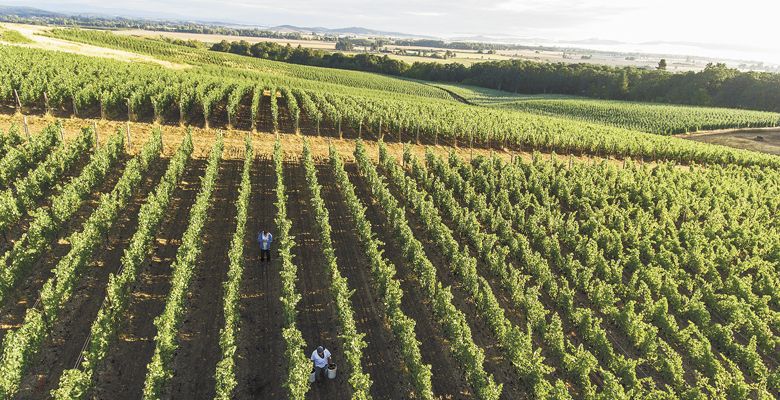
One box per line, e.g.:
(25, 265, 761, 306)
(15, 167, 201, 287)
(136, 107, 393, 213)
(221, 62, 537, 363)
(311, 345, 332, 382)
(257, 230, 273, 262)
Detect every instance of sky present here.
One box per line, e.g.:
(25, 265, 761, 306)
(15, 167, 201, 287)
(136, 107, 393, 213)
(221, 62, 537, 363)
(12, 0, 780, 63)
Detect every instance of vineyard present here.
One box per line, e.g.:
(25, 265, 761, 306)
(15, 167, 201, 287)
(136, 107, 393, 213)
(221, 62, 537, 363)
(436, 83, 780, 135)
(3, 44, 780, 169)
(0, 118, 777, 399)
(0, 23, 779, 400)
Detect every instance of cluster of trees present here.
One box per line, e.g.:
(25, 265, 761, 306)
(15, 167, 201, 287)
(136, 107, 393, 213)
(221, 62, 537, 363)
(210, 38, 780, 112)
(409, 61, 780, 112)
(394, 39, 553, 52)
(211, 40, 409, 75)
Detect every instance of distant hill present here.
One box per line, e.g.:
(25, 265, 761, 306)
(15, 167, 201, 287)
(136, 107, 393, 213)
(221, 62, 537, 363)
(0, 5, 65, 18)
(270, 24, 435, 39)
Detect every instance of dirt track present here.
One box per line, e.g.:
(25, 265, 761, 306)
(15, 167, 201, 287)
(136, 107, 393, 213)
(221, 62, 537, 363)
(318, 162, 415, 399)
(235, 154, 286, 399)
(683, 128, 780, 156)
(14, 157, 168, 398)
(0, 156, 129, 345)
(92, 158, 206, 399)
(347, 162, 473, 399)
(168, 158, 242, 398)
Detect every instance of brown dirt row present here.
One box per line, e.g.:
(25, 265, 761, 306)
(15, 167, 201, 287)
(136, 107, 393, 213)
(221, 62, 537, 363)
(283, 158, 352, 399)
(316, 161, 415, 399)
(92, 158, 207, 399)
(378, 164, 527, 400)
(234, 154, 285, 399)
(394, 163, 586, 394)
(0, 114, 533, 164)
(0, 155, 130, 344)
(346, 162, 473, 399)
(14, 156, 169, 398)
(168, 158, 243, 398)
(0, 146, 93, 255)
(442, 159, 694, 390)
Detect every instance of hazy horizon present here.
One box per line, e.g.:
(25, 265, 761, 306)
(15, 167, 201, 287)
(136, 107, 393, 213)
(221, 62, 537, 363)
(8, 0, 780, 64)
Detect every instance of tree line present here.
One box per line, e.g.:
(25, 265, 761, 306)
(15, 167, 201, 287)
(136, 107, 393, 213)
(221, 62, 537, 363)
(409, 60, 780, 112)
(211, 39, 780, 112)
(211, 40, 409, 76)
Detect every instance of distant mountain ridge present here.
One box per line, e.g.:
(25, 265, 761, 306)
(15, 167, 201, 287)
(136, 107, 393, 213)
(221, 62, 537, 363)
(0, 4, 433, 38)
(0, 5, 65, 18)
(269, 24, 435, 38)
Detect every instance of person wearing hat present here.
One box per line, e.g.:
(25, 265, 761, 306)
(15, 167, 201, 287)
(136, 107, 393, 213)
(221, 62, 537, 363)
(311, 345, 332, 382)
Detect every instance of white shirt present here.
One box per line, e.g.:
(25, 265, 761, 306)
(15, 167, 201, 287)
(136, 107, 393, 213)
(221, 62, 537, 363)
(311, 349, 331, 368)
(258, 232, 273, 250)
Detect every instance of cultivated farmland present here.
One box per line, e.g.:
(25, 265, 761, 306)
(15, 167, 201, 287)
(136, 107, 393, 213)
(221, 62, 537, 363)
(0, 26, 778, 400)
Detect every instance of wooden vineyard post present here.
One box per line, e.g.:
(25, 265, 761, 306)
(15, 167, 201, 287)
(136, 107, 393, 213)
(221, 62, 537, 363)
(470, 132, 474, 162)
(126, 98, 132, 122)
(379, 118, 383, 141)
(93, 121, 98, 148)
(100, 100, 105, 120)
(43, 92, 50, 115)
(13, 89, 21, 113)
(398, 123, 402, 144)
(338, 117, 342, 140)
(415, 125, 420, 145)
(72, 96, 79, 117)
(23, 116, 30, 140)
(126, 122, 132, 148)
(569, 155, 574, 169)
(358, 120, 362, 139)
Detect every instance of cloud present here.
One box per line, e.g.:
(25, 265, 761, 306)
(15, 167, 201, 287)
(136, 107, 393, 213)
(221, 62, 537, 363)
(405, 11, 446, 17)
(7, 0, 780, 64)
(489, 0, 640, 18)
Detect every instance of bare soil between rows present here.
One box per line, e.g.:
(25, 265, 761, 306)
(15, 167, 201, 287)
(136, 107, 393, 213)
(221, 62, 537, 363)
(234, 155, 286, 400)
(0, 155, 130, 345)
(92, 158, 207, 399)
(15, 156, 168, 398)
(347, 162, 473, 399)
(682, 128, 780, 156)
(168, 158, 243, 398)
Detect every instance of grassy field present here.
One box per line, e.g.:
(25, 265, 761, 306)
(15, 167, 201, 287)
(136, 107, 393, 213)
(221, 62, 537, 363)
(437, 83, 780, 134)
(0, 26, 33, 44)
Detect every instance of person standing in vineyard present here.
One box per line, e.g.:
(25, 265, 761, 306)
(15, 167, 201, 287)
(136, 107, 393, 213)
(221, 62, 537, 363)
(257, 229, 273, 262)
(311, 345, 332, 383)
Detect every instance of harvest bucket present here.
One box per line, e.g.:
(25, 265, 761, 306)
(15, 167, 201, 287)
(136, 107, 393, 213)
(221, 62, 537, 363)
(327, 363, 337, 379)
(309, 368, 316, 383)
